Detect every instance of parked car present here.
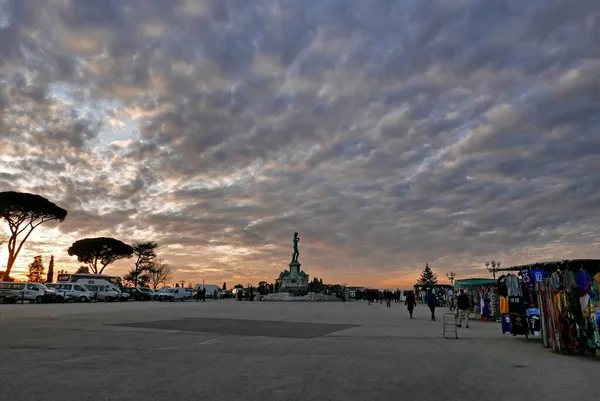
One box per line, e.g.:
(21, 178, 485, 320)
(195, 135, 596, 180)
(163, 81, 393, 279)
(84, 285, 120, 301)
(138, 287, 160, 300)
(46, 283, 95, 302)
(0, 282, 56, 303)
(158, 287, 186, 302)
(121, 287, 151, 301)
(0, 290, 18, 304)
(43, 283, 69, 302)
(108, 286, 130, 302)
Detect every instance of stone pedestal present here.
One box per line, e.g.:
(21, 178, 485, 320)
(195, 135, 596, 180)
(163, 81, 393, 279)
(289, 260, 301, 274)
(276, 260, 309, 293)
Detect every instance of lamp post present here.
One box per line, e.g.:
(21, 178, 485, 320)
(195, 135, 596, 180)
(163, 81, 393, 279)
(485, 260, 501, 280)
(446, 271, 456, 286)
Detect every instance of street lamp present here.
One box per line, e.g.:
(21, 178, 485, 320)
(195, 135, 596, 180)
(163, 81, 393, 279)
(446, 271, 456, 286)
(485, 260, 501, 279)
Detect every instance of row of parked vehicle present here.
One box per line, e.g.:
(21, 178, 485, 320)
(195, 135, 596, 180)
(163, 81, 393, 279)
(0, 281, 193, 304)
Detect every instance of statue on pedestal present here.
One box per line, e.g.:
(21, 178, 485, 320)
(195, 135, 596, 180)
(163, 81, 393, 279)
(276, 232, 308, 294)
(292, 232, 300, 262)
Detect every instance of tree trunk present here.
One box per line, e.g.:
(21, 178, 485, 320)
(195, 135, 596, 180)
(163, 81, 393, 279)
(3, 255, 16, 281)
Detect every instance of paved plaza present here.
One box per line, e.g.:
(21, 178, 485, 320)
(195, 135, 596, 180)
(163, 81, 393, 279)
(0, 300, 597, 400)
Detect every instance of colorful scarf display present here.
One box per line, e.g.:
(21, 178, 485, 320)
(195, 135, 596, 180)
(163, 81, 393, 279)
(536, 269, 600, 357)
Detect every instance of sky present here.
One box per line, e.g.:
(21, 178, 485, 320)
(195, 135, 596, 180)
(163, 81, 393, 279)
(0, 0, 599, 288)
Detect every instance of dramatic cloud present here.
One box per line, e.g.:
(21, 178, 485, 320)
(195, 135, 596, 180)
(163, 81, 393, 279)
(1, 0, 599, 287)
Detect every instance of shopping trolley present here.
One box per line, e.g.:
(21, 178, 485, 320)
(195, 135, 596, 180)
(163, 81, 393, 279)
(443, 312, 458, 339)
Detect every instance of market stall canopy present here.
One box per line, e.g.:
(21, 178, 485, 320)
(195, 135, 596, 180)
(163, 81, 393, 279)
(454, 278, 497, 289)
(496, 259, 600, 275)
(413, 284, 453, 289)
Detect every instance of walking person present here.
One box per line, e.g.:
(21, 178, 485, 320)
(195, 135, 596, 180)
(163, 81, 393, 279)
(425, 289, 437, 321)
(385, 290, 392, 307)
(405, 291, 417, 318)
(457, 289, 470, 328)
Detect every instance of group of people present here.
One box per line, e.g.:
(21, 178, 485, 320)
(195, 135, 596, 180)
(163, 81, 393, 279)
(195, 287, 207, 301)
(404, 289, 472, 327)
(195, 287, 219, 301)
(360, 289, 405, 305)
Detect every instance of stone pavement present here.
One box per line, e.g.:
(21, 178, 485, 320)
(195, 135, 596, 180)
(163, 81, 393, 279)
(0, 300, 597, 401)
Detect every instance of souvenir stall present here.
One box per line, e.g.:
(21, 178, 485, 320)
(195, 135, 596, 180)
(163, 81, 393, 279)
(499, 259, 600, 357)
(497, 269, 537, 338)
(413, 284, 452, 305)
(453, 279, 497, 320)
(534, 260, 600, 357)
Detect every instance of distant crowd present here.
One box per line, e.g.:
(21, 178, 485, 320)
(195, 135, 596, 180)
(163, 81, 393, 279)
(355, 289, 404, 306)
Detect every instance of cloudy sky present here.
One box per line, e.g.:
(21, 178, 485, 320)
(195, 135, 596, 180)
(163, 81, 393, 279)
(1, 0, 599, 288)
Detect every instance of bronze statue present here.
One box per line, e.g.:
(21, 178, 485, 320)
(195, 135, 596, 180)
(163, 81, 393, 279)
(292, 232, 300, 262)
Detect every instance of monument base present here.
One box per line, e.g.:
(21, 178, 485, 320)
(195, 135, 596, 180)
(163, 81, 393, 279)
(289, 260, 301, 273)
(276, 260, 309, 293)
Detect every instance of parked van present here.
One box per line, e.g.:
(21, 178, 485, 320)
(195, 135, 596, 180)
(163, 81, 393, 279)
(158, 287, 186, 302)
(0, 282, 56, 303)
(46, 283, 95, 302)
(84, 285, 120, 302)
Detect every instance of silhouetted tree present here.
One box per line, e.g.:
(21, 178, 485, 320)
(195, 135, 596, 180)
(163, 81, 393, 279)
(222, 282, 227, 291)
(27, 255, 45, 283)
(311, 277, 321, 293)
(46, 255, 55, 283)
(123, 270, 150, 287)
(418, 263, 438, 285)
(75, 265, 89, 274)
(130, 241, 158, 287)
(148, 259, 172, 289)
(234, 284, 243, 289)
(67, 237, 133, 274)
(0, 191, 67, 280)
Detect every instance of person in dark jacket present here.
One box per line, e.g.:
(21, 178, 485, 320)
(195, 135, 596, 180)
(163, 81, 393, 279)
(425, 290, 437, 321)
(405, 292, 417, 318)
(385, 290, 392, 307)
(457, 289, 470, 328)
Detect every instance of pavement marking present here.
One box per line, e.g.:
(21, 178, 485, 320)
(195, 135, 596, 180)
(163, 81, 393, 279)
(198, 337, 221, 345)
(152, 337, 222, 351)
